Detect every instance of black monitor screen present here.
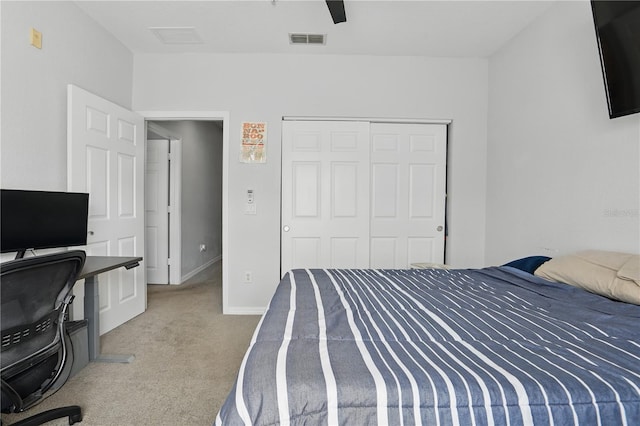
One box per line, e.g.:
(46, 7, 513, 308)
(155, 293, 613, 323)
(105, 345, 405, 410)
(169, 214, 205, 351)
(1, 189, 89, 255)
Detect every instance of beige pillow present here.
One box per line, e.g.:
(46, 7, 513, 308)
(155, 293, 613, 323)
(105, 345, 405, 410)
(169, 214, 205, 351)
(618, 255, 640, 282)
(534, 250, 640, 305)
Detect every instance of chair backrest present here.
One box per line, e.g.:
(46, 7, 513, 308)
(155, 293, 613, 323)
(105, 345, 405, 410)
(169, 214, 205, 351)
(1, 250, 86, 374)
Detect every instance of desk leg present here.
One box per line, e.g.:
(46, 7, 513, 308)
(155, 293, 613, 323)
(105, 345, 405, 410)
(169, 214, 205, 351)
(84, 275, 135, 363)
(84, 275, 100, 361)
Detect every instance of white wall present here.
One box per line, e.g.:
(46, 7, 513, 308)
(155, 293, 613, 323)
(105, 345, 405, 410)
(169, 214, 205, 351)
(1, 1, 133, 191)
(133, 53, 490, 312)
(486, 1, 640, 265)
(7, 1, 635, 315)
(0, 1, 135, 319)
(1, 1, 133, 270)
(154, 121, 224, 279)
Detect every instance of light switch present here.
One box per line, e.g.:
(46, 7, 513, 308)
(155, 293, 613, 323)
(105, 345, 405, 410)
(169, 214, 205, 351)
(245, 189, 256, 214)
(30, 28, 42, 49)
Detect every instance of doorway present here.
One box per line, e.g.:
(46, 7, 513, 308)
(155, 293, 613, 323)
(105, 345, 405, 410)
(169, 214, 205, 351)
(144, 116, 226, 286)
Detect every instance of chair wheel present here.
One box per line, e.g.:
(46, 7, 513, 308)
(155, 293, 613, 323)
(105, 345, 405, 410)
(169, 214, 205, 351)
(69, 413, 83, 424)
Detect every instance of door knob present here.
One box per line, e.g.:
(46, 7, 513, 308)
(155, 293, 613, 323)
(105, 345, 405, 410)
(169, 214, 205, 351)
(88, 230, 95, 235)
(436, 226, 443, 232)
(283, 225, 290, 232)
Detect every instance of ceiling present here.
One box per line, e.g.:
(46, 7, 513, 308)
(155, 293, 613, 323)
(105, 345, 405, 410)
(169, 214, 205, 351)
(74, 0, 556, 57)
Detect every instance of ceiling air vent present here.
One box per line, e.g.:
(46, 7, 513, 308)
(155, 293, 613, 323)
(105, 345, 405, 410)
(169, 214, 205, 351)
(289, 33, 326, 45)
(149, 27, 203, 45)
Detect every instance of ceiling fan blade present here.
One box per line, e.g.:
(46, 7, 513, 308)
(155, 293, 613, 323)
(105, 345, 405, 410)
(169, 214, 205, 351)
(326, 0, 346, 24)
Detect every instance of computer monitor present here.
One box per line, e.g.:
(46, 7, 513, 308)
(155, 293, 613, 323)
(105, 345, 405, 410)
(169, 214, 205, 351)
(1, 189, 89, 259)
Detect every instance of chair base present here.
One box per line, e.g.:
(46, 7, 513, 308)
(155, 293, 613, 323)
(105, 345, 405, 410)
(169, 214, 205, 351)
(9, 405, 82, 426)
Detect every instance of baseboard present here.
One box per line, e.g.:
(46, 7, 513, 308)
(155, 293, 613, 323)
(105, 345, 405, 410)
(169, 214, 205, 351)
(180, 255, 221, 283)
(224, 306, 266, 315)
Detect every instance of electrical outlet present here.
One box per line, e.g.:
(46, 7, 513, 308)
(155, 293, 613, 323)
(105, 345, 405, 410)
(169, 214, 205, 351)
(243, 271, 252, 283)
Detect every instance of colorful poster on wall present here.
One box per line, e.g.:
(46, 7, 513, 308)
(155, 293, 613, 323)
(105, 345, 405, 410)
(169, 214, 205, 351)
(240, 121, 267, 163)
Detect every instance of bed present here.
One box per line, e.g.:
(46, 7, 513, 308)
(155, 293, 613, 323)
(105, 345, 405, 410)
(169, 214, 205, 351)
(216, 254, 640, 425)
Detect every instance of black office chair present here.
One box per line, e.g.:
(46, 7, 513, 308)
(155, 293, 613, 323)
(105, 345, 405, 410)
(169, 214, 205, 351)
(1, 250, 86, 425)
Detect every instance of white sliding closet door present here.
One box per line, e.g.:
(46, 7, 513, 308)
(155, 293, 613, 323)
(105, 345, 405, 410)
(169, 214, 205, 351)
(281, 121, 370, 275)
(281, 120, 447, 275)
(369, 123, 447, 268)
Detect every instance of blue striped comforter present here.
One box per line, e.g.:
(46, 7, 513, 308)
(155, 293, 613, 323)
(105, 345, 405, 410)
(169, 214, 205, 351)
(216, 267, 640, 425)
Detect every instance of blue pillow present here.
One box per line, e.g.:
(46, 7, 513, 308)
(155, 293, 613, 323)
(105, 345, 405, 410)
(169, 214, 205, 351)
(503, 256, 551, 274)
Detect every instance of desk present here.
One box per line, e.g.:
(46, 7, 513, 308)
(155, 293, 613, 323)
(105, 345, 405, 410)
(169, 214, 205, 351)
(78, 256, 142, 363)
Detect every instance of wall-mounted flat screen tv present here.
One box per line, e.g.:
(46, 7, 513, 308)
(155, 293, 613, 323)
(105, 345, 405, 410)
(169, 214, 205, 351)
(1, 189, 89, 258)
(591, 1, 640, 119)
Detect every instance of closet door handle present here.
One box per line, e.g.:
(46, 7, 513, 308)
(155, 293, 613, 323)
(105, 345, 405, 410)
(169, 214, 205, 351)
(283, 225, 290, 232)
(437, 226, 443, 232)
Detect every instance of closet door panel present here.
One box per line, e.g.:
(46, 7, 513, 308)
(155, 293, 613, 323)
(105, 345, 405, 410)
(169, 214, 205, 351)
(282, 121, 370, 275)
(370, 123, 447, 268)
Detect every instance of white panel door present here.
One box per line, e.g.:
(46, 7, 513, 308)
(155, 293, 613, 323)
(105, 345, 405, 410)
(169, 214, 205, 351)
(281, 121, 370, 275)
(145, 139, 170, 284)
(67, 84, 146, 335)
(370, 123, 447, 268)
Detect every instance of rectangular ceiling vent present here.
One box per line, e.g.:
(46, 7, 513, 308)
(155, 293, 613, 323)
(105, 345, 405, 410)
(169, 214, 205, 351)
(149, 27, 203, 45)
(289, 33, 326, 45)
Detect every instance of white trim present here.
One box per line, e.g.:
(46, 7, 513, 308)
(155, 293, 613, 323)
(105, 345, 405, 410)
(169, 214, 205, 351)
(181, 255, 221, 283)
(138, 110, 230, 311)
(139, 111, 228, 120)
(224, 307, 267, 316)
(169, 139, 182, 285)
(283, 116, 452, 125)
(145, 122, 183, 285)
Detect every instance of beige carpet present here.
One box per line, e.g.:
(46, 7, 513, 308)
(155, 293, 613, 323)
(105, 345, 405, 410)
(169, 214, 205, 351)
(2, 261, 261, 425)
